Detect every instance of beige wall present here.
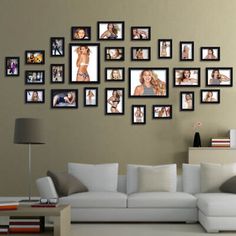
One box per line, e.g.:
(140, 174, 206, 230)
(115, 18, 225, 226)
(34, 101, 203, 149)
(0, 0, 235, 196)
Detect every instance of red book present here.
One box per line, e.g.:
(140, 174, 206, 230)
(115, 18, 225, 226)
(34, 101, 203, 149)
(0, 206, 18, 210)
(31, 203, 57, 208)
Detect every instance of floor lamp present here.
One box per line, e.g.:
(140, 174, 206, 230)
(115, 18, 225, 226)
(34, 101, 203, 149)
(14, 118, 45, 202)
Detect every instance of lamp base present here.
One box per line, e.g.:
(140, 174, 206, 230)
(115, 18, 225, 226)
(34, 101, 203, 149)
(19, 199, 39, 203)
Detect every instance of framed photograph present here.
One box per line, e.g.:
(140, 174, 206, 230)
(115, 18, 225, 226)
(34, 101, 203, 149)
(128, 68, 169, 98)
(152, 105, 172, 119)
(131, 47, 150, 61)
(200, 89, 220, 104)
(206, 67, 233, 87)
(173, 68, 200, 87)
(50, 64, 64, 83)
(97, 21, 124, 40)
(25, 50, 45, 65)
(5, 57, 20, 76)
(69, 43, 100, 83)
(200, 47, 220, 61)
(132, 105, 146, 124)
(180, 91, 194, 111)
(131, 26, 151, 40)
(84, 87, 98, 107)
(105, 88, 124, 115)
(158, 39, 172, 59)
(180, 41, 194, 61)
(50, 37, 64, 57)
(25, 89, 44, 104)
(25, 71, 44, 84)
(71, 26, 91, 40)
(105, 67, 124, 81)
(105, 47, 124, 61)
(51, 89, 78, 109)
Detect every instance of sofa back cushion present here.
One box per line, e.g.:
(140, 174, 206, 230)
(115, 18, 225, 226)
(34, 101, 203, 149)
(182, 164, 200, 194)
(126, 164, 177, 194)
(200, 162, 236, 193)
(137, 165, 177, 192)
(68, 163, 119, 192)
(36, 177, 58, 199)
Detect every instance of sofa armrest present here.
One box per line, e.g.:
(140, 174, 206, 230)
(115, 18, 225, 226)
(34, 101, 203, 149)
(36, 177, 58, 199)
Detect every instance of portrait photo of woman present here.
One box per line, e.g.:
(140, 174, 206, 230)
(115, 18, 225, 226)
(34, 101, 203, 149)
(173, 68, 200, 87)
(105, 47, 124, 61)
(105, 68, 124, 81)
(98, 21, 124, 40)
(153, 105, 172, 119)
(206, 68, 232, 86)
(158, 39, 172, 58)
(70, 43, 100, 83)
(25, 90, 44, 103)
(129, 68, 168, 97)
(201, 47, 220, 61)
(105, 88, 124, 115)
(131, 47, 150, 61)
(201, 90, 220, 104)
(71, 26, 91, 40)
(180, 41, 194, 61)
(131, 27, 150, 40)
(180, 92, 194, 111)
(84, 87, 98, 107)
(132, 105, 146, 124)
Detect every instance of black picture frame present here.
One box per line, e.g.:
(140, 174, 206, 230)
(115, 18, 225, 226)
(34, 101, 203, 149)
(105, 88, 125, 115)
(173, 68, 201, 87)
(200, 47, 220, 61)
(25, 71, 45, 85)
(25, 89, 45, 104)
(50, 64, 65, 84)
(180, 91, 194, 111)
(206, 67, 233, 87)
(152, 105, 172, 119)
(83, 87, 98, 107)
(131, 47, 151, 61)
(200, 89, 220, 104)
(158, 39, 172, 59)
(132, 105, 146, 125)
(128, 67, 169, 98)
(71, 26, 91, 41)
(97, 21, 125, 41)
(179, 41, 194, 61)
(51, 89, 78, 109)
(69, 43, 100, 84)
(104, 47, 125, 61)
(131, 26, 151, 41)
(25, 50, 45, 65)
(50, 37, 65, 57)
(5, 57, 20, 77)
(105, 67, 125, 82)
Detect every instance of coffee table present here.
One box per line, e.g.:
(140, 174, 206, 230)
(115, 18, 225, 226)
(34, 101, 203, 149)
(0, 204, 71, 236)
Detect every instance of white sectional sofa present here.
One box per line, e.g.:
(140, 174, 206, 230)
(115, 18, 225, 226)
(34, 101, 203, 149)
(36, 163, 236, 233)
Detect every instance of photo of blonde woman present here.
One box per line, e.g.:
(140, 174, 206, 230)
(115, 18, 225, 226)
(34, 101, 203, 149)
(180, 42, 194, 61)
(105, 88, 124, 115)
(174, 68, 200, 86)
(201, 47, 220, 61)
(105, 68, 124, 81)
(153, 105, 172, 119)
(98, 22, 124, 40)
(25, 90, 44, 103)
(132, 105, 146, 124)
(84, 88, 98, 106)
(158, 39, 172, 58)
(206, 68, 232, 86)
(201, 90, 220, 104)
(131, 47, 150, 61)
(180, 92, 194, 111)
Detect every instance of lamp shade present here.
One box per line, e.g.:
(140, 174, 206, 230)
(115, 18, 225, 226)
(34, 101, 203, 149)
(14, 118, 45, 144)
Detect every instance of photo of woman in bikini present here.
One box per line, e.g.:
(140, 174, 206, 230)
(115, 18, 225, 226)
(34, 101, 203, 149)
(70, 43, 100, 83)
(98, 21, 124, 40)
(105, 88, 124, 115)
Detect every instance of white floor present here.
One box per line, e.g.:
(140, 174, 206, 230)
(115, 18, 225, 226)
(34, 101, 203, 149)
(70, 223, 236, 236)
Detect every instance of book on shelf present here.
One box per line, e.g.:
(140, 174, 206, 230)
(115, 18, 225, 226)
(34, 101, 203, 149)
(0, 201, 19, 210)
(211, 137, 230, 147)
(31, 203, 58, 208)
(0, 225, 9, 234)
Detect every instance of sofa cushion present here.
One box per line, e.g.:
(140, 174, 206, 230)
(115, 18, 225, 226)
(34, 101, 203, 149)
(127, 164, 177, 194)
(138, 166, 176, 192)
(59, 192, 127, 208)
(68, 163, 118, 192)
(128, 192, 197, 208)
(200, 163, 236, 193)
(182, 164, 200, 194)
(196, 193, 236, 217)
(220, 175, 236, 193)
(47, 170, 88, 197)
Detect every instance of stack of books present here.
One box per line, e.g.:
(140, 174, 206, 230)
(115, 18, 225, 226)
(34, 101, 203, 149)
(9, 216, 44, 234)
(211, 138, 231, 147)
(0, 201, 19, 210)
(0, 225, 8, 234)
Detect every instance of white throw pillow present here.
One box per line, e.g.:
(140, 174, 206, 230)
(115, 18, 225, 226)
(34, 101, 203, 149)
(138, 166, 177, 192)
(182, 164, 200, 194)
(68, 163, 118, 192)
(200, 163, 236, 193)
(126, 164, 177, 194)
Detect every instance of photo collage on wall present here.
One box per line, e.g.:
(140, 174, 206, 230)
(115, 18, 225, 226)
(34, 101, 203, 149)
(4, 20, 233, 125)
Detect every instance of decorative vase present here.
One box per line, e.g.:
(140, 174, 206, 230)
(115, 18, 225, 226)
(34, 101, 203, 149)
(193, 132, 201, 147)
